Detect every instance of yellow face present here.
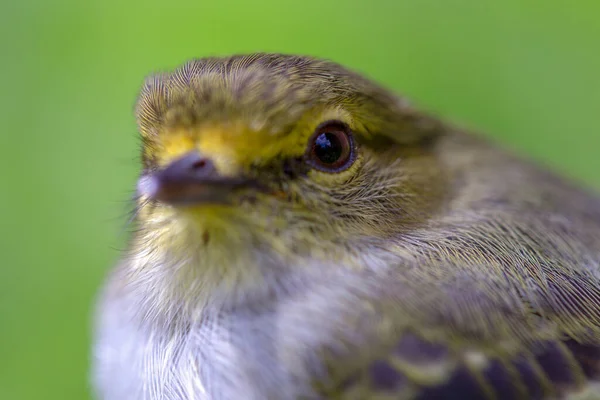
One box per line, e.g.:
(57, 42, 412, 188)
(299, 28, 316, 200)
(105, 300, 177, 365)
(151, 107, 358, 178)
(133, 54, 445, 261)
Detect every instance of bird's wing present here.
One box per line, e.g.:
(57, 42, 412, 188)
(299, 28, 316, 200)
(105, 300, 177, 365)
(310, 263, 600, 400)
(316, 331, 600, 399)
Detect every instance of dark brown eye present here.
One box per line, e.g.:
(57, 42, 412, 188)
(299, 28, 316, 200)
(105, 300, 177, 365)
(306, 122, 354, 172)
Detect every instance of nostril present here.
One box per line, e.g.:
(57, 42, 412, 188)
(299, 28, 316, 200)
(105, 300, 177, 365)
(192, 159, 207, 169)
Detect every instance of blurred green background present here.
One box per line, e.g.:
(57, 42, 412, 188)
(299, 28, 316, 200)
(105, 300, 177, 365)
(1, 0, 599, 399)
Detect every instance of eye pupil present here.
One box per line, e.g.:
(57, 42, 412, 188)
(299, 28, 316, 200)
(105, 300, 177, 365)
(314, 132, 343, 164)
(306, 121, 354, 173)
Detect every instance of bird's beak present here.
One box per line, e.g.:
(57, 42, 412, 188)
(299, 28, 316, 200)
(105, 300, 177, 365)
(137, 151, 257, 205)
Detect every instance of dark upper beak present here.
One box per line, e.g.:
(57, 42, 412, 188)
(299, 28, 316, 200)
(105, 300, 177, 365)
(137, 151, 256, 205)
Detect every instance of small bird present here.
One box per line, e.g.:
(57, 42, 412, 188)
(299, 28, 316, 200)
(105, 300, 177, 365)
(92, 53, 600, 400)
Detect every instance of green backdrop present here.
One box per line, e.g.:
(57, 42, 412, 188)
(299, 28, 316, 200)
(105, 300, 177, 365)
(1, 1, 599, 399)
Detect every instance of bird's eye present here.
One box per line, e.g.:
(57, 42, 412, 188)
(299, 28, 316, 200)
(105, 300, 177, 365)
(306, 121, 355, 172)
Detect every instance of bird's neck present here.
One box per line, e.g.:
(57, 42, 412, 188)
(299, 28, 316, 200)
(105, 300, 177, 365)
(123, 211, 378, 328)
(121, 231, 309, 328)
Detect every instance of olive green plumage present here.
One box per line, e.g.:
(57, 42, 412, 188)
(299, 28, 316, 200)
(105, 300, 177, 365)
(92, 53, 600, 400)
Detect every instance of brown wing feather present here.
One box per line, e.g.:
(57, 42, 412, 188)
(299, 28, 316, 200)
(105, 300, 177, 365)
(316, 334, 600, 399)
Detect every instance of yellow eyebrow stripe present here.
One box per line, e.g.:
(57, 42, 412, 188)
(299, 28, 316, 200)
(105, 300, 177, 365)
(154, 125, 306, 176)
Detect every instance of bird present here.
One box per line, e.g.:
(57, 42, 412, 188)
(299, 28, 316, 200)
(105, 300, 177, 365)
(91, 53, 600, 400)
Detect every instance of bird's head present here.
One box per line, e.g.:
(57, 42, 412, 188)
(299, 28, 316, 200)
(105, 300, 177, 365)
(130, 54, 447, 291)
